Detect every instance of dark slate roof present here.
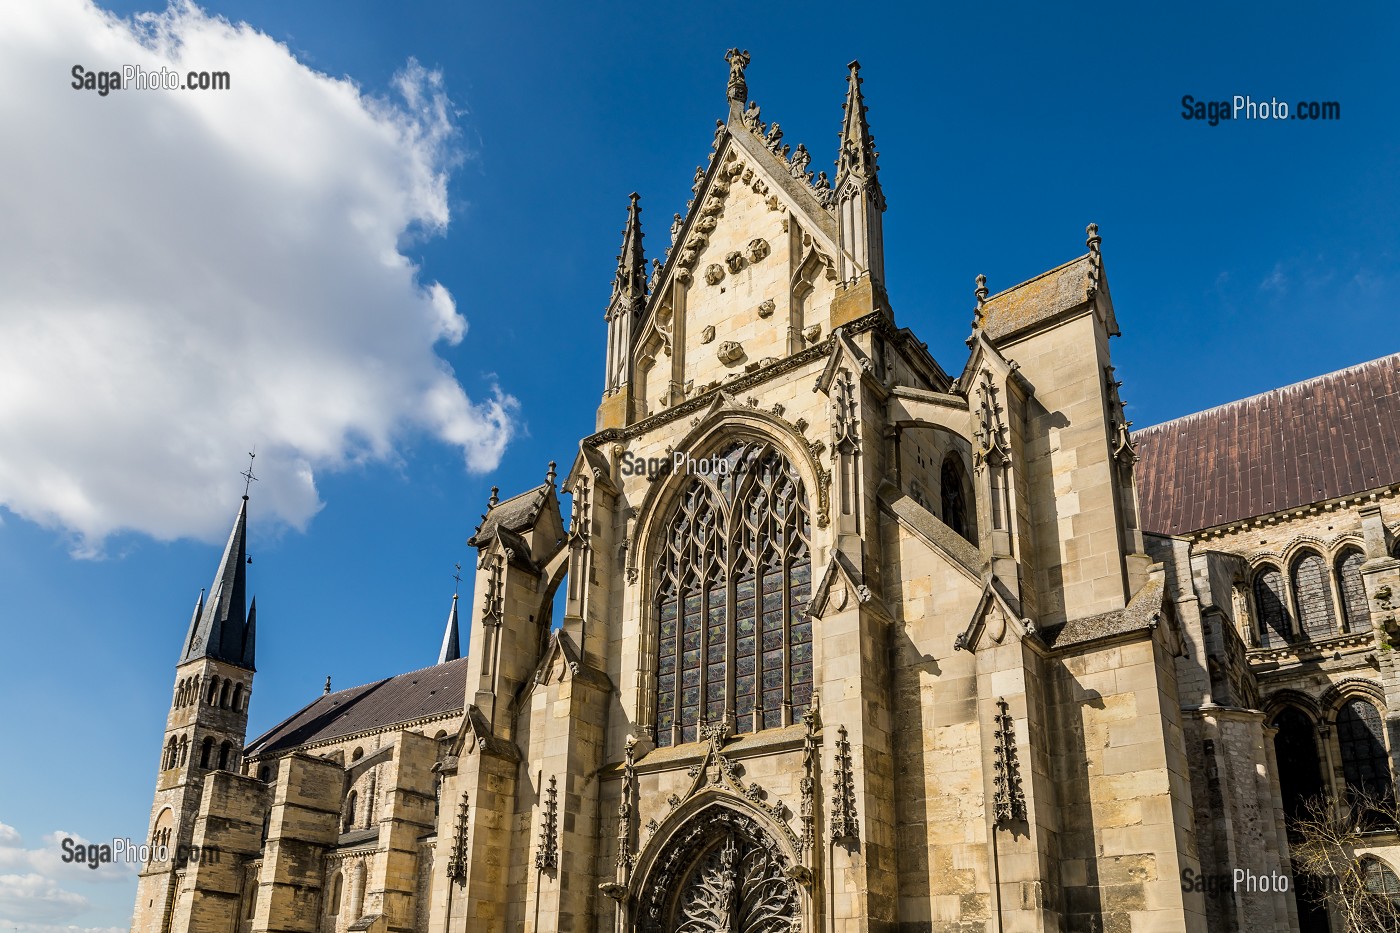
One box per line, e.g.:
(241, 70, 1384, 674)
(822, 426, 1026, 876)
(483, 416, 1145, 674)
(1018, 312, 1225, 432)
(468, 484, 551, 548)
(245, 658, 470, 757)
(1134, 354, 1400, 535)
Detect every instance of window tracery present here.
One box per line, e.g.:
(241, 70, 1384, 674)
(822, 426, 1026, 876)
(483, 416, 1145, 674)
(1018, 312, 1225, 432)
(1291, 551, 1338, 640)
(655, 440, 812, 747)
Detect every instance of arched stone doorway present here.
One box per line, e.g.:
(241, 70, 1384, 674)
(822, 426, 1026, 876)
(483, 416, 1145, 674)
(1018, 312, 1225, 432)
(635, 805, 802, 933)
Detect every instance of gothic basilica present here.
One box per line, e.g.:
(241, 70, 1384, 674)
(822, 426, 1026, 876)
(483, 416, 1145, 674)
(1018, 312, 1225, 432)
(132, 52, 1400, 933)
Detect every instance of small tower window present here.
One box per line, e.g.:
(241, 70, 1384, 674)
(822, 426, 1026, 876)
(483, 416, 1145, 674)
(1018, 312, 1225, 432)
(218, 740, 232, 770)
(208, 679, 220, 705)
(344, 791, 358, 832)
(199, 737, 214, 769)
(219, 681, 231, 709)
(231, 682, 244, 712)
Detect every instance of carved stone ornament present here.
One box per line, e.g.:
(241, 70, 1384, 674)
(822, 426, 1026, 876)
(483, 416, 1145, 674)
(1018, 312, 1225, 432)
(700, 325, 716, 344)
(705, 263, 725, 286)
(637, 809, 800, 933)
(992, 698, 1026, 824)
(535, 775, 559, 871)
(830, 725, 859, 844)
(746, 238, 771, 263)
(757, 298, 775, 318)
(717, 341, 745, 365)
(445, 792, 470, 881)
(725, 250, 746, 274)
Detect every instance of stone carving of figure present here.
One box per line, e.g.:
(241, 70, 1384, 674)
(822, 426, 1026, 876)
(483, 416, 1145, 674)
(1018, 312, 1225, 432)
(671, 213, 683, 243)
(791, 143, 810, 178)
(742, 100, 762, 132)
(712, 119, 725, 151)
(766, 122, 783, 152)
(724, 48, 751, 102)
(692, 165, 705, 195)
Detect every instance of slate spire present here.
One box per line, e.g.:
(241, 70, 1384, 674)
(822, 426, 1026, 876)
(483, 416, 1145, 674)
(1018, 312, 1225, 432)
(181, 497, 256, 669)
(438, 593, 461, 664)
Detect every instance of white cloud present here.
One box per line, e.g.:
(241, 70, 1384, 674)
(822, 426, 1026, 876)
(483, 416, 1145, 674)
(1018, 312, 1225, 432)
(0, 0, 516, 556)
(0, 824, 140, 927)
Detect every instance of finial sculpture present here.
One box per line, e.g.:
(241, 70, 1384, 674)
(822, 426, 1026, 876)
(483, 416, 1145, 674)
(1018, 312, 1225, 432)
(972, 274, 989, 330)
(324, 676, 331, 695)
(545, 461, 558, 487)
(488, 486, 499, 508)
(724, 48, 751, 102)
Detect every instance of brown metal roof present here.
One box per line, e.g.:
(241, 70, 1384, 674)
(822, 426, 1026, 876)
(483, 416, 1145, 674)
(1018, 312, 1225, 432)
(245, 657, 470, 757)
(1133, 354, 1400, 535)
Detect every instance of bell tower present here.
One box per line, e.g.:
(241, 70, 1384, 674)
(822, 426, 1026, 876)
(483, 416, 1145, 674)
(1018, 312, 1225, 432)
(132, 495, 257, 933)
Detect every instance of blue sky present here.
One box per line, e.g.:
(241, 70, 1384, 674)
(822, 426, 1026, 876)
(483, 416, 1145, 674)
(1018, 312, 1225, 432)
(0, 1, 1397, 929)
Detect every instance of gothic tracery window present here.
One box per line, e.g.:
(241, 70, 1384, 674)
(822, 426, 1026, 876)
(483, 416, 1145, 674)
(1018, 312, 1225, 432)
(1337, 548, 1372, 633)
(1291, 551, 1338, 640)
(1254, 565, 1290, 646)
(654, 441, 812, 747)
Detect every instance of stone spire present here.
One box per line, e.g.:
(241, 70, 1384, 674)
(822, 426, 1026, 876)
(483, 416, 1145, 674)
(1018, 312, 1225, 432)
(833, 61, 886, 287)
(603, 194, 647, 396)
(613, 192, 647, 312)
(438, 593, 461, 663)
(180, 497, 256, 669)
(835, 61, 883, 199)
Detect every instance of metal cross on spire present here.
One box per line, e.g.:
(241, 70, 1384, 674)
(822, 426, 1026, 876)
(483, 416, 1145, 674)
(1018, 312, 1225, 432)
(452, 562, 463, 595)
(240, 448, 258, 499)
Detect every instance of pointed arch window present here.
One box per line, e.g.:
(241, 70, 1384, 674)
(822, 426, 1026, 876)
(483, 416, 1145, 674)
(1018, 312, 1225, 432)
(1292, 551, 1338, 640)
(940, 453, 975, 544)
(655, 441, 812, 747)
(1337, 698, 1393, 804)
(1253, 565, 1290, 646)
(344, 791, 358, 832)
(1272, 707, 1326, 825)
(1337, 549, 1372, 633)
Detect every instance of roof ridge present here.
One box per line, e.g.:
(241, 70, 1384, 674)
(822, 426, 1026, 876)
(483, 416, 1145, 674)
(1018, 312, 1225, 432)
(1136, 352, 1400, 434)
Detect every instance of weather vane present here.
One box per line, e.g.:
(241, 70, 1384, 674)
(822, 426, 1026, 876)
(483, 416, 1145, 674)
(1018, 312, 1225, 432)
(240, 447, 258, 498)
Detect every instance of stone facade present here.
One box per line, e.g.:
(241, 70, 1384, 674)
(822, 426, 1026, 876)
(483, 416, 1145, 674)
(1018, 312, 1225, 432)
(132, 52, 1400, 933)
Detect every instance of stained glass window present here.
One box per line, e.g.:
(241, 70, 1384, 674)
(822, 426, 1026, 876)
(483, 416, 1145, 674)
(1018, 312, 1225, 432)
(654, 441, 812, 747)
(1292, 551, 1338, 640)
(1337, 549, 1372, 633)
(1254, 565, 1290, 646)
